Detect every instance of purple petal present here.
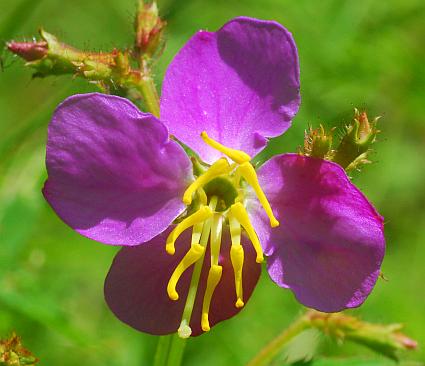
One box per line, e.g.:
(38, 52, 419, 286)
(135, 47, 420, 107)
(104, 227, 261, 336)
(43, 93, 193, 246)
(160, 17, 300, 164)
(247, 154, 385, 312)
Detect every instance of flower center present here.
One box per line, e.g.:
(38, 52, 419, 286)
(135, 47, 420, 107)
(165, 132, 278, 338)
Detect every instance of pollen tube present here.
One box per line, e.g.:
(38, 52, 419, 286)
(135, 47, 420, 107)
(167, 243, 205, 301)
(230, 202, 264, 263)
(201, 131, 251, 164)
(183, 158, 232, 205)
(237, 162, 280, 228)
(166, 206, 213, 255)
(229, 214, 244, 308)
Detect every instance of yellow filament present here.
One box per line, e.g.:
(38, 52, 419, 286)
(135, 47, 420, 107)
(230, 202, 264, 263)
(167, 244, 205, 300)
(201, 131, 251, 164)
(230, 245, 244, 308)
(201, 265, 223, 332)
(229, 214, 244, 307)
(166, 206, 213, 255)
(183, 158, 232, 205)
(210, 213, 223, 266)
(237, 162, 280, 228)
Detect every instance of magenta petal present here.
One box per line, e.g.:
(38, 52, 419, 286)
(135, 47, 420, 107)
(43, 93, 193, 246)
(248, 154, 385, 312)
(160, 17, 300, 164)
(104, 227, 261, 336)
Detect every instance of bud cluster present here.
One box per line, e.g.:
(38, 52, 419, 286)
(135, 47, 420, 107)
(301, 109, 380, 172)
(0, 333, 38, 366)
(6, 1, 165, 113)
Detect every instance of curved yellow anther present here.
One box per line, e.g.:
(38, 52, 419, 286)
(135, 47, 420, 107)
(201, 131, 251, 164)
(166, 206, 213, 255)
(230, 244, 245, 308)
(237, 162, 280, 228)
(230, 202, 264, 263)
(167, 243, 205, 301)
(201, 265, 223, 332)
(183, 158, 232, 205)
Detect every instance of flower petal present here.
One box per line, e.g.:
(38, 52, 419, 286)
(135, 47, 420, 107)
(160, 17, 300, 164)
(247, 154, 385, 312)
(43, 93, 193, 246)
(104, 227, 261, 336)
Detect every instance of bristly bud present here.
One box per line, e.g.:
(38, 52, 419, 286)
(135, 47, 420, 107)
(301, 124, 334, 160)
(0, 333, 39, 365)
(135, 1, 166, 58)
(307, 311, 417, 361)
(332, 109, 380, 171)
(7, 41, 48, 61)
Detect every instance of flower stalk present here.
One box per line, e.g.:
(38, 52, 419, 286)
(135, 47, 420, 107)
(246, 313, 310, 366)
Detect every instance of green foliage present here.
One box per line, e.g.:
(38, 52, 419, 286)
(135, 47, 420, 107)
(1, 0, 424, 365)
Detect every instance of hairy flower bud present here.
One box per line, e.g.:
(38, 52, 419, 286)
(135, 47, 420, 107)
(135, 1, 166, 57)
(333, 109, 380, 171)
(0, 333, 38, 366)
(301, 124, 334, 160)
(307, 311, 417, 361)
(7, 41, 48, 61)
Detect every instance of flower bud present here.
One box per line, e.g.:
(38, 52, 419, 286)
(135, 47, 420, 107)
(301, 124, 334, 160)
(0, 333, 38, 365)
(332, 109, 380, 171)
(307, 311, 417, 361)
(135, 1, 166, 57)
(7, 41, 48, 61)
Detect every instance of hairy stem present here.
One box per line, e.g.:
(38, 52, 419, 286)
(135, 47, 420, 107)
(137, 58, 160, 117)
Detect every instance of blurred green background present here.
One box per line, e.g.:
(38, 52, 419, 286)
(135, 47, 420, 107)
(1, 0, 424, 365)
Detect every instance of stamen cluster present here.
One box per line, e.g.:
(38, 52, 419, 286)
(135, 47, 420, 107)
(165, 132, 279, 337)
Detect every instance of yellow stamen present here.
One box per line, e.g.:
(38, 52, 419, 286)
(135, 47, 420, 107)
(237, 162, 280, 228)
(175, 196, 218, 339)
(201, 131, 251, 164)
(210, 213, 223, 266)
(197, 188, 208, 205)
(201, 265, 223, 332)
(230, 202, 264, 263)
(229, 214, 244, 308)
(167, 243, 205, 300)
(166, 206, 213, 255)
(230, 245, 244, 308)
(183, 158, 232, 205)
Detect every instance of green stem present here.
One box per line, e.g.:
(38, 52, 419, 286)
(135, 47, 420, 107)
(166, 334, 187, 366)
(246, 313, 311, 366)
(137, 58, 160, 117)
(153, 335, 172, 366)
(153, 334, 187, 366)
